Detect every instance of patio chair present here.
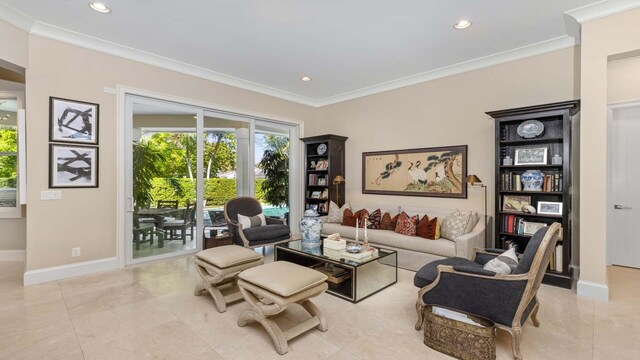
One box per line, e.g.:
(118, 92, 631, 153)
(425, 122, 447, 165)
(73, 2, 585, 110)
(161, 203, 195, 244)
(224, 196, 291, 251)
(133, 213, 164, 250)
(413, 223, 561, 360)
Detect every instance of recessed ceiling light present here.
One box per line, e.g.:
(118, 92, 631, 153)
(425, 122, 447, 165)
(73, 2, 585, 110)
(301, 76, 312, 82)
(454, 20, 471, 30)
(89, 2, 111, 14)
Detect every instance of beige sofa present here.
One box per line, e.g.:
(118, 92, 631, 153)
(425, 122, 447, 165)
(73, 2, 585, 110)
(320, 204, 488, 271)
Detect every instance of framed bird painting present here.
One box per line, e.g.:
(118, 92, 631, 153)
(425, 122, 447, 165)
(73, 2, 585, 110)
(362, 145, 467, 198)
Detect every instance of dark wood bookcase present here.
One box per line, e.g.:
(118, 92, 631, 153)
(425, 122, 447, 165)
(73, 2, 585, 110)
(300, 134, 348, 215)
(487, 100, 579, 288)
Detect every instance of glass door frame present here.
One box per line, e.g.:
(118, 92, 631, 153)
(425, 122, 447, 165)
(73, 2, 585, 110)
(124, 95, 204, 265)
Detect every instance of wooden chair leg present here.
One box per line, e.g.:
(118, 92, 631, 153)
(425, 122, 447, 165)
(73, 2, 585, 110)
(506, 327, 523, 360)
(531, 299, 541, 327)
(415, 298, 425, 330)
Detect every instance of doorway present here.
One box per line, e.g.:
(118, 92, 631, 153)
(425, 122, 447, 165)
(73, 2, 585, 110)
(607, 102, 640, 269)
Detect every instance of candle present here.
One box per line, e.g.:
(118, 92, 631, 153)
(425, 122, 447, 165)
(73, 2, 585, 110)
(364, 217, 368, 241)
(355, 219, 359, 241)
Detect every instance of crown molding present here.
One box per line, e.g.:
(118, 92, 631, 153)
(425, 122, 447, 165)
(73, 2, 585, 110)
(314, 35, 578, 107)
(0, 2, 585, 108)
(28, 21, 319, 107)
(565, 0, 640, 23)
(0, 3, 34, 32)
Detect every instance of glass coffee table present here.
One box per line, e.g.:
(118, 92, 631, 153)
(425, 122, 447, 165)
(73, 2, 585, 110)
(275, 240, 397, 303)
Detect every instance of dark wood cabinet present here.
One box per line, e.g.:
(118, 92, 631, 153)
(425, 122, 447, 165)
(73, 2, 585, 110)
(300, 134, 348, 215)
(487, 100, 579, 288)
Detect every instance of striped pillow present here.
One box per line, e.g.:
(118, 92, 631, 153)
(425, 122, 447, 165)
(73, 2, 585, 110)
(237, 213, 266, 229)
(483, 248, 519, 274)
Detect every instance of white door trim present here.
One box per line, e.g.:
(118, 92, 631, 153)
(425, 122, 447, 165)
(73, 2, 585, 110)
(116, 86, 305, 268)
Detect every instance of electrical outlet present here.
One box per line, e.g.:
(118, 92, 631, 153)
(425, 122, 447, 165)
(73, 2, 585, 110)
(72, 247, 81, 257)
(41, 190, 62, 200)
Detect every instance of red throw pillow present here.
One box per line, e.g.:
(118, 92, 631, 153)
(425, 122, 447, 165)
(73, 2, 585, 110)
(380, 212, 392, 230)
(389, 213, 400, 230)
(417, 215, 439, 239)
(368, 209, 381, 229)
(342, 208, 356, 227)
(353, 209, 369, 228)
(417, 215, 430, 239)
(395, 212, 418, 236)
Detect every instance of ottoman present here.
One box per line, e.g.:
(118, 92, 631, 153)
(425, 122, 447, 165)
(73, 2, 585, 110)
(193, 245, 264, 313)
(237, 261, 329, 354)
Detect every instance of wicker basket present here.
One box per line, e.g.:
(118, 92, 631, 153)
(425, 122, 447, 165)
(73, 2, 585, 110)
(423, 305, 496, 360)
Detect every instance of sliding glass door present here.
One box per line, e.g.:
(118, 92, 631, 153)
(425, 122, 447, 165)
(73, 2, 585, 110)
(124, 95, 300, 264)
(126, 96, 203, 263)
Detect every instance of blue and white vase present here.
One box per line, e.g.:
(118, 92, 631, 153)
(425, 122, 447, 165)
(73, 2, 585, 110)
(521, 170, 545, 191)
(300, 209, 323, 246)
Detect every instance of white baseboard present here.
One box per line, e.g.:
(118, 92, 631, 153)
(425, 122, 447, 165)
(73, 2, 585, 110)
(23, 257, 117, 286)
(577, 279, 609, 301)
(0, 250, 25, 261)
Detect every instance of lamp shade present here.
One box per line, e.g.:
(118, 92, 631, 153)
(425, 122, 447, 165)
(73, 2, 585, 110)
(333, 175, 345, 183)
(466, 175, 482, 185)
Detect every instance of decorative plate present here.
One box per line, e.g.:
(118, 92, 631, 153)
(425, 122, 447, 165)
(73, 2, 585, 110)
(517, 120, 545, 139)
(317, 143, 327, 155)
(345, 244, 362, 254)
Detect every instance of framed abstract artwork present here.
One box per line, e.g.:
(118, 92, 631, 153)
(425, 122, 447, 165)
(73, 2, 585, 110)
(49, 144, 99, 188)
(49, 97, 99, 145)
(362, 145, 467, 198)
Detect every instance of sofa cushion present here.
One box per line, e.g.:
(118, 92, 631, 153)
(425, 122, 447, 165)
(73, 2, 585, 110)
(395, 212, 418, 236)
(342, 208, 356, 227)
(368, 209, 381, 229)
(327, 201, 350, 223)
(242, 224, 290, 244)
(322, 223, 456, 258)
(414, 257, 481, 288)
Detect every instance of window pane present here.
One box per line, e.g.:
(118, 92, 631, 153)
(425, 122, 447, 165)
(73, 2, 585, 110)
(0, 124, 18, 153)
(0, 155, 17, 207)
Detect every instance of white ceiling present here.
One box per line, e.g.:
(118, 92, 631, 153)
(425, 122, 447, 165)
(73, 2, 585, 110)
(1, 0, 639, 106)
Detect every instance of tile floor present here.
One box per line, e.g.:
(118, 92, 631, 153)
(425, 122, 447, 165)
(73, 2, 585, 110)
(1, 250, 639, 360)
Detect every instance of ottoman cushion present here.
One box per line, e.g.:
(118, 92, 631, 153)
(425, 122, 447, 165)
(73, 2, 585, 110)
(239, 261, 327, 297)
(196, 245, 262, 269)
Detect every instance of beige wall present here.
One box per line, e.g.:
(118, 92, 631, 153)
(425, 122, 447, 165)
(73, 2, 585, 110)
(608, 56, 640, 104)
(312, 47, 580, 236)
(0, 20, 28, 69)
(25, 35, 314, 271)
(580, 8, 640, 288)
(0, 218, 26, 250)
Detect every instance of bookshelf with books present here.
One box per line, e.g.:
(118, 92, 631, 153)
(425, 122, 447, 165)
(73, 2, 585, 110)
(487, 100, 579, 288)
(301, 134, 348, 216)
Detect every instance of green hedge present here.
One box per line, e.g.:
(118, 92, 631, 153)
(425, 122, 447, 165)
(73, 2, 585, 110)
(149, 178, 265, 207)
(0, 177, 16, 188)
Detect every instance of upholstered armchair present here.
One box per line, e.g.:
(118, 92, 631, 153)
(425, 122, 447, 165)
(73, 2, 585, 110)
(224, 197, 291, 250)
(413, 222, 561, 360)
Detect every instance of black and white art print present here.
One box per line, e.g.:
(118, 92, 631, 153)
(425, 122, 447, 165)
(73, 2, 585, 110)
(50, 97, 99, 145)
(49, 144, 99, 188)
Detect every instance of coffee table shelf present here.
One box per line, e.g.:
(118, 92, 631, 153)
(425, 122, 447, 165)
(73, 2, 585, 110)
(275, 240, 397, 303)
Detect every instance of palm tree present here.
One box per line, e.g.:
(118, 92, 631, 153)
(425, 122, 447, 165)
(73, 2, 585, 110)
(167, 133, 194, 180)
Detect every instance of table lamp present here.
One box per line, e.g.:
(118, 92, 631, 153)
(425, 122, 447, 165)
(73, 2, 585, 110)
(333, 175, 345, 206)
(466, 175, 487, 245)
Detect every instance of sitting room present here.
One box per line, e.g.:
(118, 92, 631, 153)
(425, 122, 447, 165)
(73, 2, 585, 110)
(1, 1, 639, 359)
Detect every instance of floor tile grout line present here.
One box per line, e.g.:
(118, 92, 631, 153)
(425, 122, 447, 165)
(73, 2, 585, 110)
(56, 280, 87, 360)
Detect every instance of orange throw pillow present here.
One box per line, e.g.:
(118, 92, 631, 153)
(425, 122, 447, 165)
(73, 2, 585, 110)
(389, 213, 400, 230)
(380, 212, 392, 230)
(342, 208, 356, 227)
